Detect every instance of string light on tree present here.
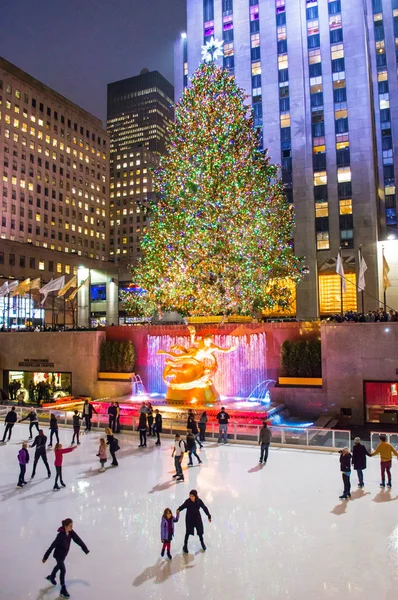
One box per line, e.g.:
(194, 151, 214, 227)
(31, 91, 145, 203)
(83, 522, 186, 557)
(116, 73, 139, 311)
(122, 59, 302, 318)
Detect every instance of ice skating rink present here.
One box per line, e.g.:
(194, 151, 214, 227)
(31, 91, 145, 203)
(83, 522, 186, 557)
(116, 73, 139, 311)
(1, 425, 398, 600)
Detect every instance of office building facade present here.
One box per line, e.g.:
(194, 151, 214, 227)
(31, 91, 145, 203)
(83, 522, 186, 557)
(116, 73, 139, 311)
(107, 70, 174, 265)
(0, 57, 117, 327)
(175, 0, 398, 318)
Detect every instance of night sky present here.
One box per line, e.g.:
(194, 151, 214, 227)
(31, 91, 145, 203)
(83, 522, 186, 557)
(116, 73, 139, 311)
(0, 0, 186, 125)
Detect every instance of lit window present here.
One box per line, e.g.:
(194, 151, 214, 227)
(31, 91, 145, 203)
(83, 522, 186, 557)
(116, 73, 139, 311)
(315, 202, 329, 217)
(307, 20, 319, 35)
(309, 49, 321, 64)
(314, 171, 327, 186)
(251, 33, 260, 48)
(336, 140, 349, 150)
(36, 213, 41, 222)
(335, 108, 347, 119)
(317, 231, 329, 250)
(252, 61, 262, 75)
(224, 43, 234, 56)
(278, 54, 288, 70)
(339, 200, 352, 215)
(277, 26, 287, 41)
(337, 167, 351, 183)
(319, 273, 357, 314)
(65, 265, 70, 274)
(56, 263, 62, 273)
(280, 113, 290, 128)
(39, 261, 45, 271)
(313, 145, 326, 154)
(331, 44, 344, 60)
(13, 118, 19, 128)
(380, 99, 390, 109)
(329, 14, 342, 29)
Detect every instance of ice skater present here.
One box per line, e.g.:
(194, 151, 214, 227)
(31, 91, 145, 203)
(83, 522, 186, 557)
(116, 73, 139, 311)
(97, 438, 107, 472)
(43, 518, 89, 599)
(138, 411, 147, 447)
(82, 399, 97, 432)
(115, 401, 121, 433)
(177, 489, 212, 554)
(352, 436, 371, 487)
(19, 407, 40, 439)
(216, 407, 230, 444)
(186, 430, 202, 466)
(339, 447, 352, 499)
(259, 420, 272, 464)
(16, 442, 29, 488)
(71, 410, 82, 445)
(160, 508, 179, 559)
(105, 427, 119, 466)
(108, 401, 117, 432)
(53, 443, 77, 490)
(172, 433, 185, 481)
(154, 409, 162, 445)
(48, 413, 59, 447)
(198, 411, 208, 442)
(30, 429, 51, 479)
(188, 414, 203, 449)
(147, 402, 154, 436)
(371, 434, 398, 488)
(2, 406, 17, 442)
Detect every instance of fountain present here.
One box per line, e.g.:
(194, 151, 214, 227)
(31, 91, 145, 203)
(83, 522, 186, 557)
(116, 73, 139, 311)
(147, 329, 267, 404)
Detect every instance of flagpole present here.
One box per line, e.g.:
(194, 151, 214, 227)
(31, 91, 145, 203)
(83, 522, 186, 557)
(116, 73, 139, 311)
(382, 245, 386, 313)
(359, 246, 364, 315)
(339, 248, 344, 317)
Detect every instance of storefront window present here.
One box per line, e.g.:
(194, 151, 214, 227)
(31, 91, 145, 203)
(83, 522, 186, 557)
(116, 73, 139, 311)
(6, 370, 72, 404)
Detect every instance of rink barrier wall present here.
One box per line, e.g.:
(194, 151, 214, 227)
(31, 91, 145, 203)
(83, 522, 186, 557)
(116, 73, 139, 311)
(0, 405, 351, 451)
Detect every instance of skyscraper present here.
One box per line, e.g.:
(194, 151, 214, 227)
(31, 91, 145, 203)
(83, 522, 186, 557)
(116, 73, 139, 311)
(107, 69, 174, 265)
(175, 0, 398, 319)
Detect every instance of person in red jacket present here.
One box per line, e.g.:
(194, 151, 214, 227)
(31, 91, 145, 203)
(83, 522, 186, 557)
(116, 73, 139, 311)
(43, 518, 89, 599)
(53, 443, 76, 490)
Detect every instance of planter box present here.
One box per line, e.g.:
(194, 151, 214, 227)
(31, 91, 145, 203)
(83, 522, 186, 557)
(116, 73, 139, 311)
(278, 377, 322, 387)
(98, 372, 134, 381)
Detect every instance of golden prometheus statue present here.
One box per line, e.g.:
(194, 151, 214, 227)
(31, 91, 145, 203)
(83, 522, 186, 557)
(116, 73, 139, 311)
(157, 326, 237, 404)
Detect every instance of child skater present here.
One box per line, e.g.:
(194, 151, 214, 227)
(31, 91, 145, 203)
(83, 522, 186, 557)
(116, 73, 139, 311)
(160, 507, 179, 559)
(97, 438, 107, 472)
(16, 442, 29, 488)
(53, 443, 76, 490)
(339, 447, 352, 500)
(43, 517, 89, 599)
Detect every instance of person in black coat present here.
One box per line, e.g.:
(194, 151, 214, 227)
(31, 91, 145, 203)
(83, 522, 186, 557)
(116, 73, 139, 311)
(82, 400, 97, 432)
(30, 429, 51, 478)
(20, 408, 40, 439)
(43, 518, 89, 599)
(352, 437, 371, 487)
(339, 447, 352, 500)
(2, 406, 17, 442)
(154, 409, 162, 446)
(187, 415, 203, 449)
(107, 402, 117, 432)
(106, 428, 119, 466)
(48, 413, 59, 447)
(138, 411, 147, 447)
(147, 403, 154, 436)
(177, 489, 211, 553)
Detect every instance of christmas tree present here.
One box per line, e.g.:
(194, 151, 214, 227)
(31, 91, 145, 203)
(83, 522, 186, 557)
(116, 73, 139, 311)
(124, 55, 302, 318)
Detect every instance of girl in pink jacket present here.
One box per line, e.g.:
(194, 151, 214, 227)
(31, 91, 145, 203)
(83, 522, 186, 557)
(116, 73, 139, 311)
(53, 443, 76, 490)
(97, 438, 107, 472)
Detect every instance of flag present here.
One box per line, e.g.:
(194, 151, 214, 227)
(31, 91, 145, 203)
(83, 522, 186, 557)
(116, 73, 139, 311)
(39, 276, 65, 305)
(67, 277, 88, 301)
(358, 251, 367, 292)
(336, 252, 346, 293)
(29, 277, 41, 291)
(11, 279, 31, 297)
(383, 253, 391, 290)
(0, 282, 9, 298)
(58, 275, 77, 297)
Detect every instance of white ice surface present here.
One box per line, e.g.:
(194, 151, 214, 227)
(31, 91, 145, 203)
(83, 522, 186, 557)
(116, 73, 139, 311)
(1, 425, 398, 600)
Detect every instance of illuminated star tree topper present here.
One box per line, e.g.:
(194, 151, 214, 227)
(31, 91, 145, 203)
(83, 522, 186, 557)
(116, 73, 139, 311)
(201, 37, 224, 62)
(123, 60, 302, 318)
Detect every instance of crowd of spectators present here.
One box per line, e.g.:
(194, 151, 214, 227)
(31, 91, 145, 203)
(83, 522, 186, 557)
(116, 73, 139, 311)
(327, 309, 397, 323)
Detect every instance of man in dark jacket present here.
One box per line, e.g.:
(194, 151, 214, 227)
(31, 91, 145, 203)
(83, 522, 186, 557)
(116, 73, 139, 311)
(107, 401, 117, 432)
(352, 436, 371, 487)
(177, 489, 211, 553)
(71, 411, 82, 445)
(2, 406, 17, 442)
(82, 400, 97, 432)
(216, 407, 230, 444)
(20, 408, 40, 439)
(259, 420, 272, 464)
(31, 429, 51, 478)
(154, 409, 162, 445)
(43, 518, 89, 599)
